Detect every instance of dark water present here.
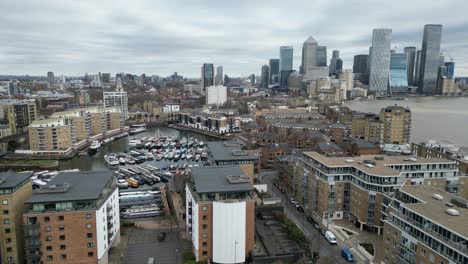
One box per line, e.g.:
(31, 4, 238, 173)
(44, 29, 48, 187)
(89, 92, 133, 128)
(346, 97, 468, 145)
(58, 127, 218, 171)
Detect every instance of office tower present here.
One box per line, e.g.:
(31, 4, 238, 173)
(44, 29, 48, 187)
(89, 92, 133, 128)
(201, 63, 214, 94)
(185, 166, 255, 263)
(47, 71, 54, 85)
(335, 59, 343, 74)
(0, 171, 33, 264)
(206, 85, 227, 105)
(103, 90, 128, 121)
(382, 185, 468, 264)
(439, 54, 445, 66)
(419, 24, 443, 94)
(380, 105, 411, 144)
(437, 65, 448, 94)
(215, 66, 224, 85)
(249, 74, 255, 85)
(414, 50, 422, 86)
(338, 69, 353, 91)
(404, 47, 417, 85)
(23, 171, 120, 264)
(316, 46, 327, 67)
(261, 65, 269, 88)
(280, 46, 293, 86)
(353, 54, 369, 75)
(369, 28, 392, 94)
(329, 50, 340, 75)
(301, 37, 317, 74)
(268, 59, 280, 84)
(444, 61, 455, 79)
(389, 53, 409, 93)
(101, 73, 111, 83)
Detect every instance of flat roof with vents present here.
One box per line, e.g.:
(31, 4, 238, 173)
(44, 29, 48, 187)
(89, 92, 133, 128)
(192, 165, 252, 193)
(207, 141, 258, 162)
(0, 171, 33, 190)
(399, 185, 468, 238)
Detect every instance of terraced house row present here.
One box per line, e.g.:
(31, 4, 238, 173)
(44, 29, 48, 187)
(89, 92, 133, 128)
(28, 106, 123, 152)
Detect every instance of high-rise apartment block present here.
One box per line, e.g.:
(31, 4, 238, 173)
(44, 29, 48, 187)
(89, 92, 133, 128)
(206, 85, 227, 105)
(201, 63, 214, 94)
(382, 185, 468, 264)
(23, 171, 120, 264)
(404, 47, 417, 86)
(369, 28, 392, 95)
(28, 107, 122, 151)
(0, 172, 33, 264)
(419, 24, 443, 94)
(0, 99, 38, 135)
(103, 91, 128, 121)
(379, 105, 411, 144)
(185, 166, 255, 263)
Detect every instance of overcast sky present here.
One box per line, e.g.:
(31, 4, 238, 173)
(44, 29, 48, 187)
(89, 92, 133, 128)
(1, 0, 467, 77)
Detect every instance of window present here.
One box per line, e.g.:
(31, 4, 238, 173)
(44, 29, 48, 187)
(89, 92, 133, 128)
(3, 210, 8, 215)
(58, 215, 64, 221)
(202, 224, 207, 229)
(429, 253, 434, 262)
(5, 238, 12, 243)
(60, 235, 66, 240)
(393, 231, 398, 237)
(202, 242, 207, 247)
(88, 252, 94, 257)
(86, 223, 92, 229)
(87, 233, 93, 238)
(3, 219, 10, 224)
(202, 215, 207, 220)
(2, 200, 7, 205)
(438, 261, 444, 264)
(44, 216, 50, 222)
(60, 245, 66, 250)
(421, 248, 426, 256)
(46, 236, 52, 241)
(61, 255, 67, 260)
(7, 257, 12, 262)
(45, 226, 51, 232)
(46, 246, 52, 251)
(5, 228, 10, 234)
(202, 206, 207, 211)
(202, 251, 207, 256)
(86, 213, 92, 219)
(6, 247, 12, 252)
(202, 233, 207, 238)
(47, 255, 53, 261)
(87, 242, 93, 248)
(59, 225, 65, 231)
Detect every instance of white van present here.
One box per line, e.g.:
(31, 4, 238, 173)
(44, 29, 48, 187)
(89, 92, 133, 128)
(325, 231, 337, 245)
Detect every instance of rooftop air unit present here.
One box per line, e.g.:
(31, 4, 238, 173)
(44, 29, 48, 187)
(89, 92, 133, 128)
(446, 208, 460, 216)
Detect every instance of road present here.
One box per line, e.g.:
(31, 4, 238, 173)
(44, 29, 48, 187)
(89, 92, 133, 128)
(260, 171, 348, 263)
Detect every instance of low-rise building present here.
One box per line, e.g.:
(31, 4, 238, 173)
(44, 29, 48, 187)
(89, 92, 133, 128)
(185, 166, 255, 263)
(0, 171, 33, 264)
(382, 185, 468, 264)
(178, 109, 241, 134)
(23, 171, 120, 264)
(261, 143, 292, 168)
(206, 141, 259, 176)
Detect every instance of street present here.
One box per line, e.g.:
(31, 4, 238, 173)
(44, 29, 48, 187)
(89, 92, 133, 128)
(260, 171, 348, 264)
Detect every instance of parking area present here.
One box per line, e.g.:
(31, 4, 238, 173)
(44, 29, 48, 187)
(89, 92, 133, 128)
(123, 228, 187, 264)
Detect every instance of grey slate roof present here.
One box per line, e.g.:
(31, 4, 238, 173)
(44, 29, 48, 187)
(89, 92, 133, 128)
(207, 141, 258, 161)
(192, 165, 251, 193)
(317, 141, 342, 151)
(0, 171, 33, 189)
(26, 170, 113, 204)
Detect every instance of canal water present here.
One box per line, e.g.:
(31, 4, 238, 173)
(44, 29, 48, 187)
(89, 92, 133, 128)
(58, 127, 219, 171)
(346, 97, 468, 146)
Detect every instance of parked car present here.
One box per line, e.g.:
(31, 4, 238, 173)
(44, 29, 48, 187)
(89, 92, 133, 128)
(297, 206, 304, 213)
(325, 231, 337, 245)
(157, 231, 166, 241)
(341, 248, 355, 262)
(289, 198, 297, 204)
(307, 216, 314, 223)
(314, 223, 320, 230)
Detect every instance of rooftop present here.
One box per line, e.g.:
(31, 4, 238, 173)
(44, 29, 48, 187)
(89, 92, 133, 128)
(399, 185, 468, 238)
(26, 170, 113, 203)
(207, 141, 258, 161)
(0, 171, 33, 189)
(303, 151, 455, 176)
(192, 165, 252, 193)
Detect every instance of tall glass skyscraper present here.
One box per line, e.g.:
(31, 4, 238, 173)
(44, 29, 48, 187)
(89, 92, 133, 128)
(261, 65, 269, 88)
(280, 46, 293, 86)
(201, 63, 214, 94)
(329, 50, 340, 75)
(316, 46, 327, 67)
(389, 53, 408, 93)
(404, 47, 416, 86)
(369, 28, 392, 95)
(353, 54, 368, 74)
(269, 59, 280, 84)
(414, 50, 422, 87)
(419, 24, 442, 94)
(444, 62, 455, 79)
(301, 36, 317, 74)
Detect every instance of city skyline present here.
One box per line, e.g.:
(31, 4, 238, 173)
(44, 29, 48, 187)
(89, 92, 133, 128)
(1, 0, 468, 77)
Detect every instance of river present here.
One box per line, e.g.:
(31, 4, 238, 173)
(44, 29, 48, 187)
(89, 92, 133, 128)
(346, 97, 468, 146)
(58, 127, 218, 171)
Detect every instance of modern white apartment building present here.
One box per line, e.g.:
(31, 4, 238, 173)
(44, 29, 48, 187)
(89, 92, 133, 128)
(103, 91, 128, 121)
(206, 85, 227, 105)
